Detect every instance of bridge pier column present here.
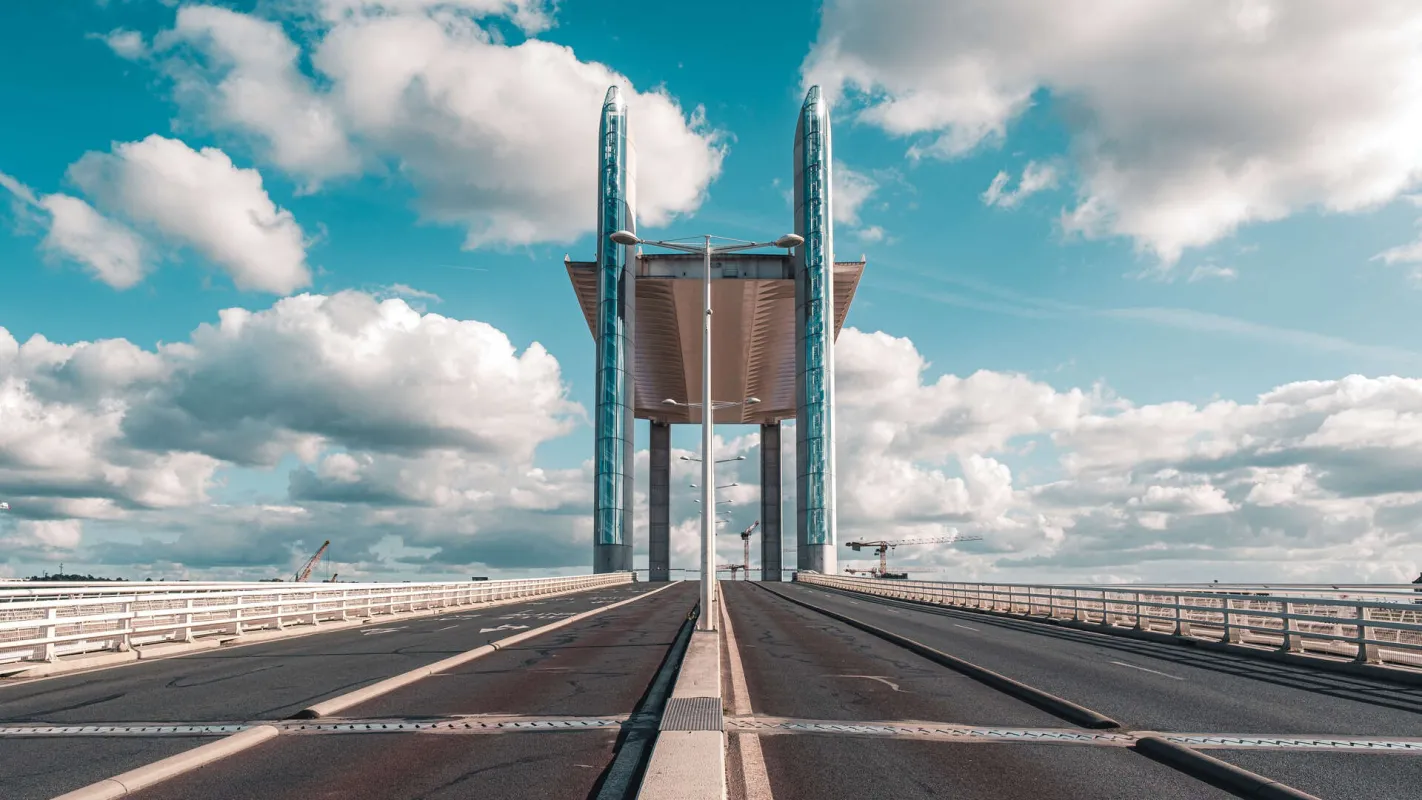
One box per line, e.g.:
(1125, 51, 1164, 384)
(649, 421, 671, 582)
(760, 422, 782, 581)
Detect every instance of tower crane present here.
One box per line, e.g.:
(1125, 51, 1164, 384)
(717, 520, 759, 579)
(844, 534, 982, 578)
(293, 540, 331, 583)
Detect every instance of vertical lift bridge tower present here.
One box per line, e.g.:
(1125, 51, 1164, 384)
(567, 86, 865, 579)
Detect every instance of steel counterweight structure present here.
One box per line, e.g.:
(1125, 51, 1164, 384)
(570, 86, 864, 579)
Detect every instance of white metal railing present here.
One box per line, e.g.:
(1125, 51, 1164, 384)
(794, 574, 1422, 671)
(0, 573, 633, 666)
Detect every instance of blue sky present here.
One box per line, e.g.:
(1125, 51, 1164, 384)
(3, 1, 1422, 583)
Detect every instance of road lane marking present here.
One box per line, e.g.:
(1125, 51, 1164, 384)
(720, 584, 774, 800)
(431, 625, 458, 632)
(360, 627, 406, 635)
(832, 674, 903, 692)
(953, 624, 980, 632)
(479, 624, 530, 633)
(1110, 661, 1184, 680)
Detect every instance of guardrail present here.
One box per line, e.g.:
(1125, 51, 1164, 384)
(794, 573, 1422, 671)
(0, 573, 633, 666)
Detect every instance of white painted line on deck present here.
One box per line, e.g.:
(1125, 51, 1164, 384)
(431, 625, 458, 632)
(832, 674, 902, 692)
(1110, 661, 1184, 680)
(721, 584, 773, 800)
(954, 624, 980, 632)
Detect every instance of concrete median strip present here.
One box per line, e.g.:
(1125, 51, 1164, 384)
(49, 725, 280, 800)
(755, 583, 1120, 730)
(295, 581, 676, 719)
(1134, 736, 1324, 800)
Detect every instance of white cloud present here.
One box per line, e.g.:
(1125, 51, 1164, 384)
(0, 171, 150, 289)
(828, 329, 1422, 582)
(981, 161, 1058, 209)
(38, 195, 150, 289)
(160, 6, 360, 183)
(1188, 264, 1238, 282)
(0, 291, 582, 573)
(150, 4, 724, 248)
(855, 225, 885, 243)
(97, 29, 147, 60)
(833, 162, 877, 225)
(807, 1, 1422, 264)
(69, 135, 311, 294)
(316, 0, 555, 34)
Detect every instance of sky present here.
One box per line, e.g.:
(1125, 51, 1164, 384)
(3, 0, 1422, 584)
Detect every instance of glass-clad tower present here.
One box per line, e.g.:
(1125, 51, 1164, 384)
(593, 86, 636, 573)
(793, 86, 837, 575)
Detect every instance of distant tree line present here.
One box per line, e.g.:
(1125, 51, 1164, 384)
(27, 573, 127, 582)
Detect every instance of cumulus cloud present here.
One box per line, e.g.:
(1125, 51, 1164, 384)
(981, 161, 1058, 209)
(149, 3, 723, 248)
(806, 1, 1422, 264)
(0, 291, 581, 575)
(829, 329, 1422, 583)
(69, 135, 311, 294)
(0, 171, 150, 289)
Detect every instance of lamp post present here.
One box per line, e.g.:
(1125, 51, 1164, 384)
(611, 230, 801, 631)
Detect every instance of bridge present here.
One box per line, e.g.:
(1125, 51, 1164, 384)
(2, 573, 1420, 799)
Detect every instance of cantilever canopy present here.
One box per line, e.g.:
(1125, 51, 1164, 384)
(566, 253, 865, 425)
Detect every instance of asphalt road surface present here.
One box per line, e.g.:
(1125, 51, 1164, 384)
(734, 581, 1422, 800)
(130, 581, 696, 800)
(0, 582, 684, 799)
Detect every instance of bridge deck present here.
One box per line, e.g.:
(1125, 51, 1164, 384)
(3, 579, 1420, 799)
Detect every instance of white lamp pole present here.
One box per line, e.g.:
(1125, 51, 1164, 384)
(611, 229, 802, 631)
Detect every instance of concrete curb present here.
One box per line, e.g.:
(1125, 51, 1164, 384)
(1134, 736, 1323, 800)
(295, 581, 675, 719)
(635, 606, 726, 800)
(49, 725, 280, 800)
(800, 581, 1422, 688)
(757, 583, 1120, 730)
(5, 579, 631, 685)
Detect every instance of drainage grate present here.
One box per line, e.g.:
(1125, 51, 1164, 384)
(661, 697, 724, 731)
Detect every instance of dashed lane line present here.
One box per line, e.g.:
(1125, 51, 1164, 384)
(9, 717, 1420, 754)
(1110, 660, 1185, 680)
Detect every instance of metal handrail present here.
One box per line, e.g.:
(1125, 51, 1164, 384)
(794, 574, 1422, 671)
(0, 573, 633, 665)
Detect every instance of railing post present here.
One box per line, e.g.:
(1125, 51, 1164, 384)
(233, 602, 244, 636)
(42, 606, 58, 662)
(1072, 589, 1084, 622)
(1280, 601, 1301, 653)
(118, 601, 133, 652)
(1175, 594, 1192, 637)
(1355, 605, 1380, 664)
(1223, 598, 1241, 644)
(183, 598, 195, 643)
(1133, 592, 1144, 630)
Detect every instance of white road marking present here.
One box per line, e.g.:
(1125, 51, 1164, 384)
(360, 627, 405, 635)
(833, 674, 903, 692)
(431, 625, 458, 632)
(480, 624, 530, 634)
(720, 583, 773, 800)
(954, 624, 980, 632)
(1110, 661, 1184, 680)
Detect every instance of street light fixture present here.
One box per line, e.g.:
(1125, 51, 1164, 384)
(612, 229, 799, 631)
(689, 483, 738, 489)
(681, 455, 746, 464)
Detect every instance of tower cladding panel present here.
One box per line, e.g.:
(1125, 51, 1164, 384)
(792, 86, 838, 575)
(593, 86, 636, 573)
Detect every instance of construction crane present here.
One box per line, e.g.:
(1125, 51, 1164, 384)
(716, 564, 749, 579)
(717, 520, 759, 579)
(293, 540, 330, 582)
(844, 534, 982, 578)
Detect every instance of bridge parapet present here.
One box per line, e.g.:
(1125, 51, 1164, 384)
(0, 572, 634, 667)
(795, 573, 1422, 672)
